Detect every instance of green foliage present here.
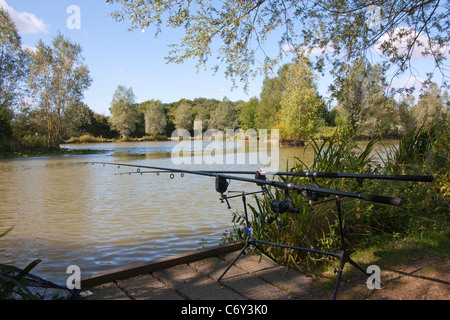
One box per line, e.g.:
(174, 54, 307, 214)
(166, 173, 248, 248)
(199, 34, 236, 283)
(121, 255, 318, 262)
(0, 259, 42, 300)
(0, 9, 28, 147)
(226, 124, 449, 273)
(0, 9, 28, 111)
(332, 59, 399, 138)
(173, 102, 194, 131)
(65, 134, 109, 144)
(410, 83, 449, 129)
(27, 32, 92, 150)
(237, 98, 258, 131)
(208, 98, 238, 131)
(143, 99, 167, 136)
(63, 102, 92, 138)
(106, 1, 449, 90)
(109, 85, 139, 138)
(254, 65, 289, 132)
(279, 59, 326, 142)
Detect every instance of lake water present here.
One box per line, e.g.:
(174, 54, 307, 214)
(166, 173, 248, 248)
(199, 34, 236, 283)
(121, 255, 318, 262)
(0, 139, 396, 286)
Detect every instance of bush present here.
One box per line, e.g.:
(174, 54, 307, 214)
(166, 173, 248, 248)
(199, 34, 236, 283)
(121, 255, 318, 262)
(226, 124, 449, 272)
(65, 134, 109, 144)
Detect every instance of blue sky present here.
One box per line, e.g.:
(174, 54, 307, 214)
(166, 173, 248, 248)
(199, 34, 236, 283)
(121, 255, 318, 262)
(3, 0, 272, 115)
(2, 0, 446, 116)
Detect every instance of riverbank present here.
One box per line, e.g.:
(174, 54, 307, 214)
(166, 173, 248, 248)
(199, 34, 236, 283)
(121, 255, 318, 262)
(82, 233, 449, 300)
(0, 148, 107, 159)
(64, 134, 169, 144)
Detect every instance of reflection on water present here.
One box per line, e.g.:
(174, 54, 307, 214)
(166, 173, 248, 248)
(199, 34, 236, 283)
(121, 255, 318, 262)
(0, 140, 397, 285)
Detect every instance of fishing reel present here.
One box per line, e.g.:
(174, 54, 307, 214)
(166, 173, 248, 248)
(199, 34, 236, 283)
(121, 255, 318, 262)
(216, 171, 271, 210)
(266, 180, 331, 225)
(301, 189, 331, 202)
(215, 175, 229, 194)
(270, 199, 300, 214)
(216, 175, 232, 209)
(267, 188, 300, 225)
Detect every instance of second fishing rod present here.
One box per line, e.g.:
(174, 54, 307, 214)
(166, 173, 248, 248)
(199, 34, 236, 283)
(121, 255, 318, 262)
(90, 161, 406, 206)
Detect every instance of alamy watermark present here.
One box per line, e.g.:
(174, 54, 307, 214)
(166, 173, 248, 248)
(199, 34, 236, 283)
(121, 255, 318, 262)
(66, 265, 81, 290)
(170, 121, 280, 172)
(366, 265, 381, 290)
(66, 5, 81, 30)
(366, 5, 382, 30)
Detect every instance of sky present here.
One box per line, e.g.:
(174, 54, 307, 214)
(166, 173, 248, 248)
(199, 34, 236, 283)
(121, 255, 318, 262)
(2, 0, 446, 116)
(2, 0, 271, 116)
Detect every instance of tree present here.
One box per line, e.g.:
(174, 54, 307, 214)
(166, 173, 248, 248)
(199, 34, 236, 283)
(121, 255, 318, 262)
(255, 64, 289, 131)
(358, 88, 399, 138)
(0, 9, 28, 142)
(143, 99, 167, 136)
(28, 32, 91, 149)
(279, 58, 326, 142)
(64, 102, 92, 138)
(331, 59, 368, 131)
(237, 97, 258, 131)
(396, 93, 417, 134)
(332, 59, 402, 138)
(88, 113, 119, 139)
(192, 97, 219, 130)
(173, 102, 194, 131)
(106, 0, 449, 90)
(109, 85, 139, 138)
(411, 83, 449, 129)
(208, 98, 238, 131)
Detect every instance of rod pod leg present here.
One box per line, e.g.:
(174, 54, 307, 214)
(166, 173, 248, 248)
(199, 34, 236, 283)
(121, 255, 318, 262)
(218, 194, 277, 281)
(331, 197, 371, 300)
(218, 237, 251, 282)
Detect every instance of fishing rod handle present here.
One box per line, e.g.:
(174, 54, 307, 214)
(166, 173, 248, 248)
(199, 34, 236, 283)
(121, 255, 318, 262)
(292, 172, 434, 182)
(362, 194, 403, 206)
(287, 184, 403, 206)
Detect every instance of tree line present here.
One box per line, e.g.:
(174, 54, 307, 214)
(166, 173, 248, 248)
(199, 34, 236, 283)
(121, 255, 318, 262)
(100, 57, 450, 145)
(1, 8, 448, 154)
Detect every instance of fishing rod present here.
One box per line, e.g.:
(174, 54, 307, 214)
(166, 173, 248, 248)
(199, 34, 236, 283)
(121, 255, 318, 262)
(111, 165, 434, 211)
(115, 168, 434, 182)
(88, 161, 404, 206)
(87, 161, 433, 300)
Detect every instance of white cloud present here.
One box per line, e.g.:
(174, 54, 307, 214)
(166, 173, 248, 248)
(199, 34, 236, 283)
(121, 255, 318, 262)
(0, 0, 49, 34)
(21, 44, 37, 53)
(373, 26, 450, 59)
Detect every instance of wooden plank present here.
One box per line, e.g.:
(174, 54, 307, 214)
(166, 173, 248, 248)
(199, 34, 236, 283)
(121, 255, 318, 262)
(190, 255, 295, 300)
(84, 282, 131, 300)
(219, 251, 312, 298)
(154, 264, 245, 300)
(116, 274, 185, 300)
(81, 242, 244, 288)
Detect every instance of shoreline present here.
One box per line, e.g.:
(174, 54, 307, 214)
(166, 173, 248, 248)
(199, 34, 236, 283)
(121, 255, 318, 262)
(0, 148, 108, 159)
(1, 137, 400, 159)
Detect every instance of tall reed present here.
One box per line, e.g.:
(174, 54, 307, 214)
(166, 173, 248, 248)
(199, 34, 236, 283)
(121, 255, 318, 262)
(226, 124, 449, 273)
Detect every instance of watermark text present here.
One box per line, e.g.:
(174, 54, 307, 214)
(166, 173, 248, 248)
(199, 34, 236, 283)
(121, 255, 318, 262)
(66, 265, 81, 290)
(171, 121, 280, 172)
(66, 5, 81, 30)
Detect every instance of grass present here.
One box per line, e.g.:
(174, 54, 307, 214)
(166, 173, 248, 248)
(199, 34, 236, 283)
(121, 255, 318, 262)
(306, 230, 450, 299)
(64, 134, 111, 144)
(367, 230, 450, 266)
